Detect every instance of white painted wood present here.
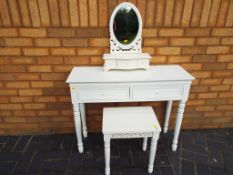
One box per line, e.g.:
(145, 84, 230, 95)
(103, 107, 161, 134)
(103, 2, 151, 70)
(142, 137, 148, 151)
(66, 65, 194, 83)
(104, 135, 111, 175)
(164, 101, 173, 133)
(102, 106, 161, 175)
(148, 134, 159, 173)
(73, 104, 83, 153)
(66, 65, 194, 153)
(109, 2, 142, 54)
(80, 103, 88, 138)
(132, 85, 182, 101)
(172, 100, 186, 151)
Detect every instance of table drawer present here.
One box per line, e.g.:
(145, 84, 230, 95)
(77, 86, 130, 102)
(132, 84, 183, 100)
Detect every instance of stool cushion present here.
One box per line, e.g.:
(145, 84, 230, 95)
(102, 106, 161, 134)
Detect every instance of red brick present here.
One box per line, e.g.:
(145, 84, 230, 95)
(1, 65, 26, 72)
(23, 48, 49, 56)
(213, 71, 233, 77)
(0, 29, 18, 36)
(150, 56, 167, 64)
(196, 37, 220, 45)
(185, 28, 210, 36)
(0, 90, 18, 96)
(63, 56, 89, 65)
(53, 65, 73, 72)
(142, 28, 157, 37)
(167, 56, 192, 63)
(41, 73, 67, 80)
(217, 54, 233, 62)
(51, 48, 76, 56)
(0, 97, 9, 103)
(10, 97, 32, 103)
(198, 92, 218, 99)
(48, 28, 75, 37)
(23, 103, 46, 109)
(156, 47, 181, 55)
(13, 110, 36, 117)
(207, 46, 230, 54)
(19, 89, 43, 96)
(170, 38, 195, 46)
(206, 99, 226, 105)
(15, 73, 40, 80)
(193, 55, 216, 62)
(37, 57, 63, 64)
(90, 57, 104, 65)
(191, 86, 209, 92)
(5, 82, 30, 88)
(223, 78, 233, 84)
(0, 48, 21, 55)
(200, 79, 222, 85)
(142, 47, 154, 55)
(89, 38, 108, 47)
(182, 47, 206, 54)
(31, 81, 54, 88)
(35, 38, 61, 47)
(19, 28, 47, 37)
(203, 63, 226, 70)
(181, 63, 202, 70)
(210, 85, 231, 91)
(159, 29, 184, 37)
(212, 28, 233, 36)
(5, 38, 33, 46)
(144, 38, 169, 46)
(196, 106, 215, 111)
(28, 65, 52, 72)
(34, 96, 57, 102)
(62, 39, 88, 47)
(11, 57, 36, 64)
(4, 117, 26, 123)
(38, 110, 59, 116)
(222, 37, 233, 45)
(78, 48, 102, 55)
(0, 104, 22, 110)
(192, 71, 212, 78)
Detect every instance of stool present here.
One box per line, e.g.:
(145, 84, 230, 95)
(102, 106, 161, 175)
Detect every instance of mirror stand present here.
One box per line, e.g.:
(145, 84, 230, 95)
(103, 2, 151, 71)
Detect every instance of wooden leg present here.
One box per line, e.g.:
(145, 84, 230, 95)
(104, 135, 111, 175)
(172, 100, 186, 151)
(80, 103, 88, 138)
(164, 101, 173, 133)
(142, 137, 148, 151)
(148, 134, 159, 173)
(73, 104, 83, 153)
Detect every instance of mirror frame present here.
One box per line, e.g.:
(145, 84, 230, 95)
(109, 2, 142, 53)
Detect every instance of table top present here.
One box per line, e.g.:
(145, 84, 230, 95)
(66, 65, 195, 83)
(102, 106, 161, 134)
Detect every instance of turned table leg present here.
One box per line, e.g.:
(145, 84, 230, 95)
(148, 134, 159, 173)
(172, 100, 186, 151)
(73, 104, 84, 153)
(104, 135, 111, 175)
(80, 103, 88, 138)
(164, 100, 173, 133)
(142, 137, 148, 151)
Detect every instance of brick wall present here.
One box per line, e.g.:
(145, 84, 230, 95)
(0, 0, 233, 135)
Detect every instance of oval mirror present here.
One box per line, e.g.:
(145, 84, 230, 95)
(113, 4, 139, 45)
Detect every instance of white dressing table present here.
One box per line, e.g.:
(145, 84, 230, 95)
(66, 65, 194, 153)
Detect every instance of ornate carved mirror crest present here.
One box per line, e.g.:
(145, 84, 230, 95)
(103, 2, 151, 71)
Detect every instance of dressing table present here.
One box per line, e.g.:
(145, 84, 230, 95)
(66, 2, 194, 153)
(66, 65, 194, 153)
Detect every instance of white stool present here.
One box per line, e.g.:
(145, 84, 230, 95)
(102, 106, 161, 175)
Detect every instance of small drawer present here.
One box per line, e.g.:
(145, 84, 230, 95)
(77, 86, 130, 102)
(132, 85, 183, 100)
(117, 60, 137, 69)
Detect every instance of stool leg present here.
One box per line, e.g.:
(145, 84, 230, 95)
(148, 134, 159, 173)
(142, 137, 148, 151)
(104, 135, 111, 175)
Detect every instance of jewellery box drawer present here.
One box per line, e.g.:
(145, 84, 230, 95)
(77, 86, 130, 101)
(132, 85, 183, 100)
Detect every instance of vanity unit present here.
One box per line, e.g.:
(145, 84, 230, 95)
(66, 2, 194, 153)
(66, 65, 194, 153)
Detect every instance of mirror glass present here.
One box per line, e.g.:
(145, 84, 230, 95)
(113, 5, 139, 45)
